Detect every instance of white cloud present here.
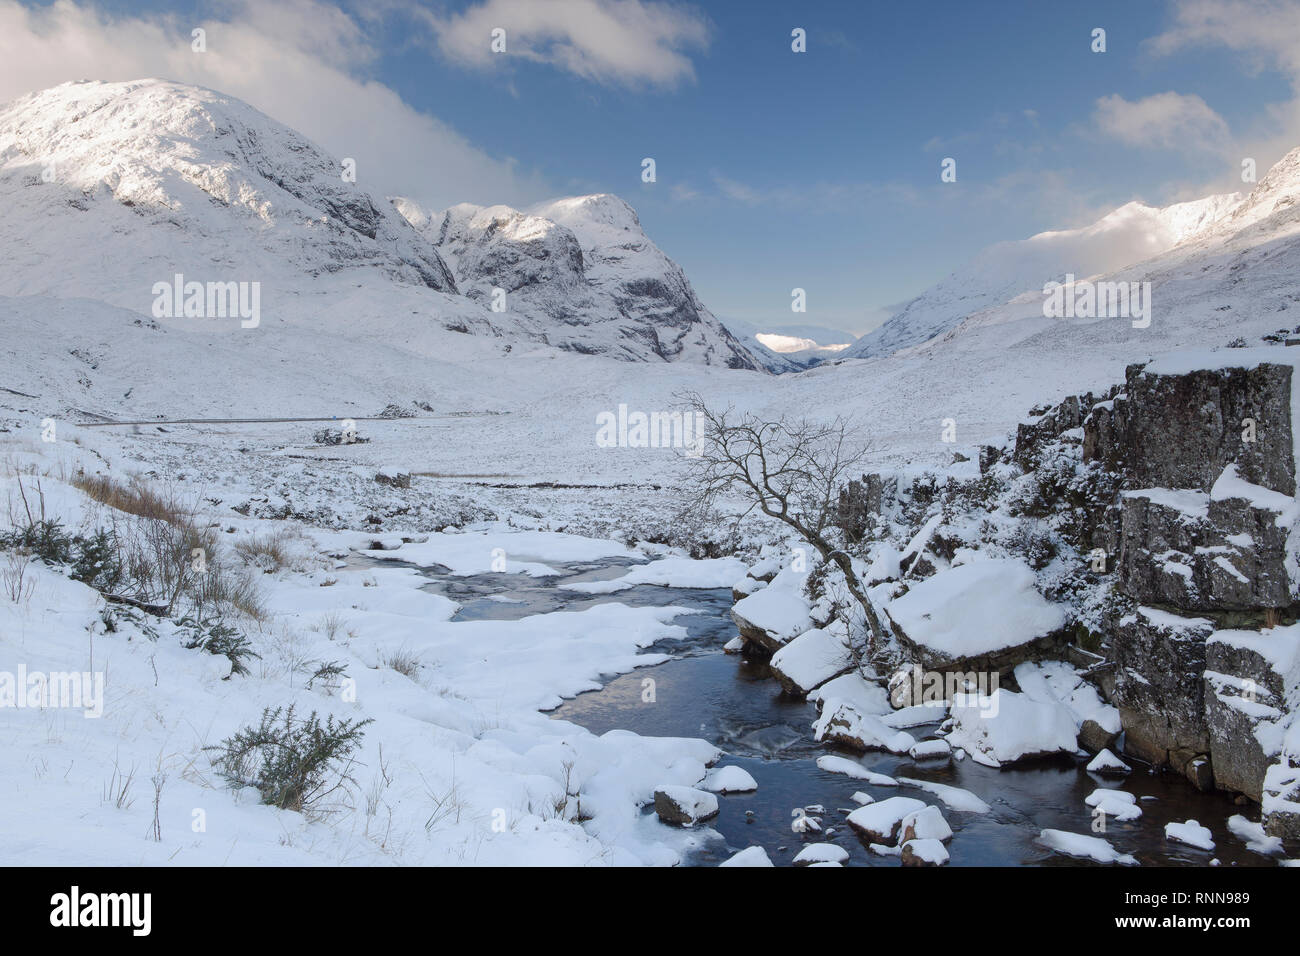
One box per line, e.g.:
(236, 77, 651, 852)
(1093, 91, 1230, 152)
(1148, 0, 1300, 174)
(0, 0, 549, 210)
(422, 0, 711, 88)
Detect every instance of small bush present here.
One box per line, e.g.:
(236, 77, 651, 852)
(70, 528, 124, 592)
(1, 519, 72, 565)
(207, 705, 372, 814)
(176, 615, 260, 679)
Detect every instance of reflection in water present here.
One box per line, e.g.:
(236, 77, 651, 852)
(391, 553, 1286, 868)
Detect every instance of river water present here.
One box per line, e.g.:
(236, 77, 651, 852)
(409, 554, 1283, 867)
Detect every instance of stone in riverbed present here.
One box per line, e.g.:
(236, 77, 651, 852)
(653, 786, 719, 826)
(768, 623, 854, 697)
(901, 838, 949, 866)
(845, 796, 927, 843)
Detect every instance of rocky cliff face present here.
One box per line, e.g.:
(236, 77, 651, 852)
(394, 194, 764, 370)
(828, 346, 1300, 840)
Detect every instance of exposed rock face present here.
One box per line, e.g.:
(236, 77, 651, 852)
(1086, 360, 1295, 495)
(1204, 636, 1288, 801)
(1110, 608, 1216, 785)
(396, 194, 764, 369)
(1116, 491, 1290, 611)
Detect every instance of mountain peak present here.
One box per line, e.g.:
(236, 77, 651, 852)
(0, 77, 457, 295)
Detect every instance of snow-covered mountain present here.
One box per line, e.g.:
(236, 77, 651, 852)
(717, 318, 858, 372)
(0, 78, 760, 371)
(846, 192, 1243, 359)
(394, 194, 761, 369)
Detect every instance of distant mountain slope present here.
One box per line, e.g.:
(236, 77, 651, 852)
(394, 194, 762, 369)
(0, 78, 762, 371)
(847, 192, 1243, 359)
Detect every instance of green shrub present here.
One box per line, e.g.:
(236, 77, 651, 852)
(207, 705, 372, 814)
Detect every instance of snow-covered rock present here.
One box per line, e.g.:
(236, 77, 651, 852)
(769, 622, 855, 696)
(793, 843, 850, 866)
(946, 689, 1078, 767)
(719, 846, 774, 867)
(1085, 788, 1143, 823)
(1086, 749, 1132, 776)
(845, 796, 928, 843)
(1165, 819, 1215, 851)
(815, 755, 897, 786)
(701, 765, 758, 794)
(813, 701, 916, 755)
(653, 786, 719, 826)
(900, 838, 950, 866)
(885, 558, 1067, 672)
(730, 567, 814, 653)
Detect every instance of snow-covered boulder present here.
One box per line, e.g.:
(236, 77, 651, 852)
(793, 843, 849, 866)
(884, 558, 1067, 674)
(719, 846, 774, 867)
(701, 765, 758, 794)
(809, 672, 892, 716)
(900, 838, 949, 866)
(816, 755, 897, 786)
(946, 689, 1078, 767)
(769, 622, 854, 696)
(730, 567, 814, 653)
(898, 805, 952, 843)
(653, 786, 719, 826)
(813, 701, 915, 754)
(1085, 788, 1142, 822)
(845, 796, 928, 843)
(1014, 660, 1121, 754)
(1086, 749, 1132, 776)
(1038, 829, 1137, 865)
(1165, 819, 1215, 851)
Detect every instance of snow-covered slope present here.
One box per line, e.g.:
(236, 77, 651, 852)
(847, 193, 1243, 359)
(394, 194, 762, 369)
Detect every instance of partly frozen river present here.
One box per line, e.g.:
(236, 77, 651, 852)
(411, 554, 1277, 867)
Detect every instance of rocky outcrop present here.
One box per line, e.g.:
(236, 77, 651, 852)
(1086, 360, 1295, 495)
(1110, 608, 1217, 788)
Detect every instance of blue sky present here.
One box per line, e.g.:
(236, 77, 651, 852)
(4, 0, 1299, 334)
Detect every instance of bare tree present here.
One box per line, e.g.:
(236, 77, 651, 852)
(678, 392, 887, 653)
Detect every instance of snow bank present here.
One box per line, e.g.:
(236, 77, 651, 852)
(562, 556, 748, 593)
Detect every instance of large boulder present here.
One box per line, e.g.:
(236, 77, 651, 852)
(885, 558, 1068, 676)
